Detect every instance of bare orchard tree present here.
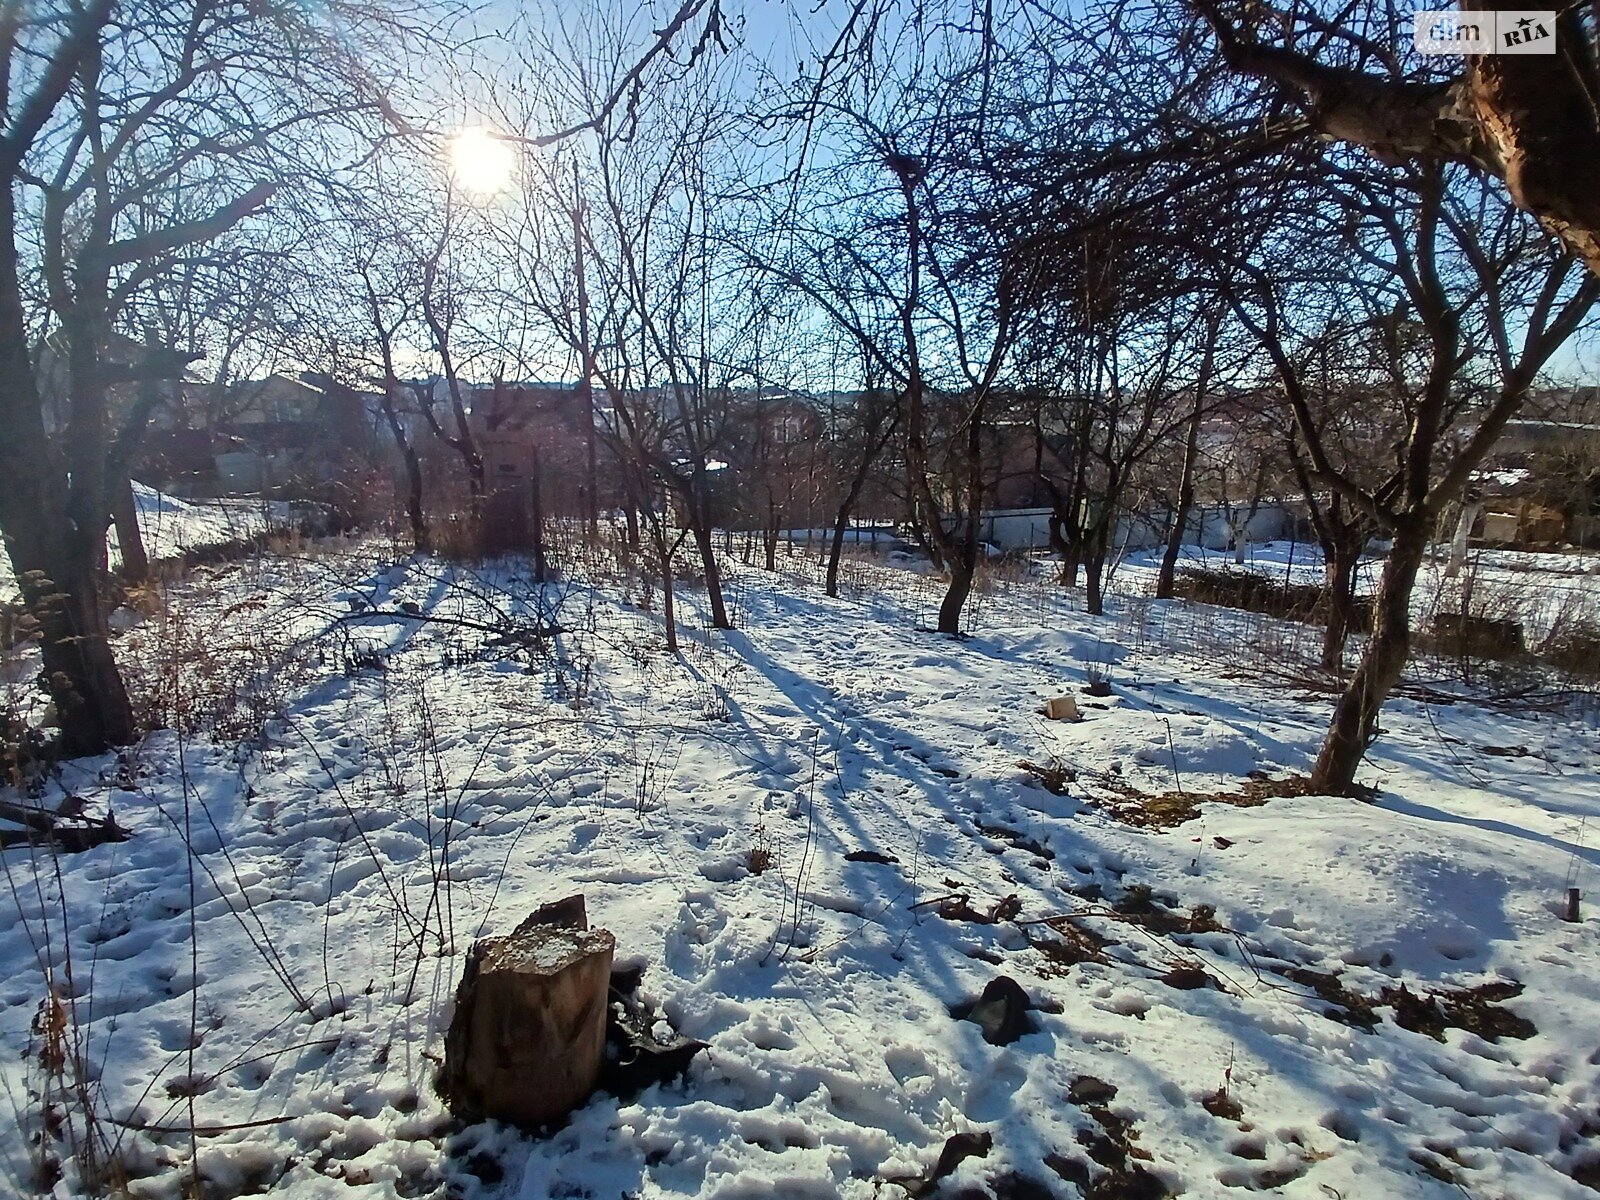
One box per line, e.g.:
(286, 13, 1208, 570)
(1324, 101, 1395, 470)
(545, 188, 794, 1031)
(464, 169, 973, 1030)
(752, 81, 1037, 633)
(1230, 164, 1599, 795)
(0, 0, 417, 755)
(822, 371, 901, 599)
(1026, 293, 1199, 615)
(353, 247, 432, 552)
(410, 196, 489, 526)
(1194, 0, 1600, 282)
(1152, 315, 1222, 601)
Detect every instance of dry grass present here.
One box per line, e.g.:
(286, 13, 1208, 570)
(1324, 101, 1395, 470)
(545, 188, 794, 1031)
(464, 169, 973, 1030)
(1096, 774, 1316, 829)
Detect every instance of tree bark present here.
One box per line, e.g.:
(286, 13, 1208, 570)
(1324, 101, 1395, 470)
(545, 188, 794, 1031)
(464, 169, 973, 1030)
(1319, 533, 1360, 674)
(1198, 0, 1600, 281)
(379, 390, 428, 552)
(1156, 319, 1216, 599)
(1310, 517, 1431, 794)
(0, 191, 135, 757)
(1083, 524, 1109, 616)
(684, 480, 729, 629)
(1155, 395, 1203, 599)
(112, 474, 149, 585)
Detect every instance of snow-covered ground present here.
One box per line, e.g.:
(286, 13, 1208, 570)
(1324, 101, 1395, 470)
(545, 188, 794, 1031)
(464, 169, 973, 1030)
(1117, 538, 1600, 644)
(2, 539, 1599, 1199)
(0, 483, 291, 602)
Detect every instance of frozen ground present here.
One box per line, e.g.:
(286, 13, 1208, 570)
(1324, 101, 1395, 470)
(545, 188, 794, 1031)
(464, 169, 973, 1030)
(0, 483, 291, 602)
(2, 539, 1598, 1199)
(1117, 539, 1600, 641)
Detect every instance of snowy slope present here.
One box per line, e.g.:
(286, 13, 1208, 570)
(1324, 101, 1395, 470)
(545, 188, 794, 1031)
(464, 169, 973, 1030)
(0, 483, 289, 601)
(1, 544, 1597, 1199)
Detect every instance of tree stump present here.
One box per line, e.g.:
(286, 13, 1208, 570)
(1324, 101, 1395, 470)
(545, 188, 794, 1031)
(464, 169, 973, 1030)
(440, 898, 615, 1129)
(1044, 694, 1081, 722)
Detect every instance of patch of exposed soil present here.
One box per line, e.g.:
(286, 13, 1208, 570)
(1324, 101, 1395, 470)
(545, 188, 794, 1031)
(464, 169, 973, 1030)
(1096, 775, 1313, 829)
(1045, 1077, 1173, 1200)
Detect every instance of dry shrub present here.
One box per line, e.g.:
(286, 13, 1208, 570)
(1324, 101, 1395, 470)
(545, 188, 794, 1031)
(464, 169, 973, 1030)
(1171, 566, 1371, 628)
(1539, 600, 1600, 680)
(122, 588, 317, 741)
(1421, 612, 1528, 660)
(430, 512, 485, 563)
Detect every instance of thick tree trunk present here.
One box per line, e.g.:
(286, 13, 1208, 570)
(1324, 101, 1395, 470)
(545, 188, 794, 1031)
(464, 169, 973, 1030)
(1310, 518, 1431, 794)
(0, 194, 135, 757)
(1055, 515, 1081, 589)
(684, 483, 729, 630)
(937, 517, 980, 635)
(825, 515, 848, 598)
(693, 521, 729, 629)
(1201, 0, 1600, 280)
(403, 448, 428, 552)
(1084, 541, 1107, 616)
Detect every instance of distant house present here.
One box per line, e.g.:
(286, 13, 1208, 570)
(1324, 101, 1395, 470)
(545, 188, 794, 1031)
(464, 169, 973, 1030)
(1469, 419, 1600, 548)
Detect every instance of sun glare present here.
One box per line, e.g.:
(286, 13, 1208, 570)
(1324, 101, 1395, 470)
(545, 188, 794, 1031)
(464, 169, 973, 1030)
(448, 127, 516, 197)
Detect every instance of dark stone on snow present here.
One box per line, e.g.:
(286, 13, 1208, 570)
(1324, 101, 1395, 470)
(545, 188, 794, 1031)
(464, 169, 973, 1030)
(845, 850, 900, 864)
(951, 975, 1037, 1045)
(600, 966, 707, 1100)
(1068, 1076, 1118, 1106)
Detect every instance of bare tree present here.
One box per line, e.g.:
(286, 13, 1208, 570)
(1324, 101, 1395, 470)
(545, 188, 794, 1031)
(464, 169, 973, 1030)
(0, 0, 413, 754)
(1194, 0, 1600, 281)
(1231, 166, 1599, 794)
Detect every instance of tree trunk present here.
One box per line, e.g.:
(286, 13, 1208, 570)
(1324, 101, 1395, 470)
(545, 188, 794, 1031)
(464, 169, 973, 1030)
(1055, 517, 1081, 589)
(1155, 406, 1202, 599)
(685, 484, 729, 630)
(937, 517, 980, 635)
(0, 193, 135, 757)
(1200, 1, 1600, 280)
(825, 440, 884, 599)
(1157, 323, 1214, 599)
(764, 492, 779, 573)
(112, 475, 149, 585)
(825, 512, 848, 598)
(1084, 542, 1107, 616)
(403, 447, 428, 552)
(634, 497, 681, 654)
(1320, 539, 1360, 673)
(659, 531, 679, 653)
(1310, 518, 1431, 794)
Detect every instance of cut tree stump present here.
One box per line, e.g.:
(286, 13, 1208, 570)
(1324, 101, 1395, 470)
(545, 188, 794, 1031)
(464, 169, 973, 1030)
(440, 896, 615, 1129)
(1044, 694, 1081, 722)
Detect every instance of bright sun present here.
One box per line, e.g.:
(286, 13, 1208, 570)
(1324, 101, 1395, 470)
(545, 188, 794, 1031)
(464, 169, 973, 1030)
(448, 127, 516, 197)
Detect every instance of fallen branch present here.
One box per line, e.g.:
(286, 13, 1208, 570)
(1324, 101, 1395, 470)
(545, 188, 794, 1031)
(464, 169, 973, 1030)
(0, 800, 129, 853)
